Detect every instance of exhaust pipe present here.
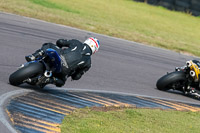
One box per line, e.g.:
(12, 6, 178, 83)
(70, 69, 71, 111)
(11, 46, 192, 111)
(190, 70, 195, 77)
(186, 61, 192, 67)
(44, 70, 52, 77)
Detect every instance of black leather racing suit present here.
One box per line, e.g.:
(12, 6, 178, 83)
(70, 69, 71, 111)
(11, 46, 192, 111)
(39, 39, 92, 87)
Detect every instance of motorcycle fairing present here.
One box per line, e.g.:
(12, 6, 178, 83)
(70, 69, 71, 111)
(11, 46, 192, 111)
(45, 48, 62, 73)
(188, 60, 200, 82)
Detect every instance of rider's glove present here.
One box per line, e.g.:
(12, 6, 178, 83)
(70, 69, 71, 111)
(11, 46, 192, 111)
(56, 39, 65, 48)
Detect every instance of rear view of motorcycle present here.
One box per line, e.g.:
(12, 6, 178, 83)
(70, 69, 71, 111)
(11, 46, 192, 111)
(156, 60, 200, 98)
(9, 48, 62, 88)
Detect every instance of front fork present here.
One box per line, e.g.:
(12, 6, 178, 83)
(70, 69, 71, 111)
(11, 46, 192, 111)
(44, 70, 52, 77)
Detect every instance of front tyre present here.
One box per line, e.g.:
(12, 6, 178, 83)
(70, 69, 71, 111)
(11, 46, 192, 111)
(156, 71, 186, 91)
(9, 62, 44, 86)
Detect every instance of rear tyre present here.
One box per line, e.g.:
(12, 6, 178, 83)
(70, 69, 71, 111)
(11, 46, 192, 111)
(9, 62, 44, 86)
(156, 71, 186, 91)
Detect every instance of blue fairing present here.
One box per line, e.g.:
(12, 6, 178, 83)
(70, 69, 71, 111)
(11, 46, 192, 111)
(45, 48, 62, 73)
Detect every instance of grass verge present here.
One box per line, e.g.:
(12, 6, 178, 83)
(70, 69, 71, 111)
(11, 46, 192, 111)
(61, 106, 200, 133)
(0, 0, 200, 56)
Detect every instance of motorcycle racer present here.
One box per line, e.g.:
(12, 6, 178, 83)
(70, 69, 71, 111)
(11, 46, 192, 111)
(157, 59, 200, 98)
(25, 37, 100, 88)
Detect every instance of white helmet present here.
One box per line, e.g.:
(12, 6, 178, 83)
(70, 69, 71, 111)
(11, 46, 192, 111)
(84, 37, 100, 54)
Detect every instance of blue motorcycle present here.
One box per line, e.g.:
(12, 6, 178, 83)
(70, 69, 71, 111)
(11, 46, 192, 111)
(9, 48, 62, 88)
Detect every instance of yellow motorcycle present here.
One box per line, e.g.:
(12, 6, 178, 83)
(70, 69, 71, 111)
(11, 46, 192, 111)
(156, 60, 200, 98)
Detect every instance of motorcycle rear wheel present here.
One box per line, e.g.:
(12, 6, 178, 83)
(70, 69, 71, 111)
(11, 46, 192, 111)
(9, 62, 44, 86)
(156, 71, 186, 91)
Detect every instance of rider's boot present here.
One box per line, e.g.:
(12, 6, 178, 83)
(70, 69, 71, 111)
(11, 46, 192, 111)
(25, 49, 44, 62)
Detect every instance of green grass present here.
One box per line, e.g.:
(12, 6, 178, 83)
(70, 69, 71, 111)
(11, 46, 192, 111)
(0, 0, 200, 56)
(61, 107, 200, 133)
(28, 0, 80, 14)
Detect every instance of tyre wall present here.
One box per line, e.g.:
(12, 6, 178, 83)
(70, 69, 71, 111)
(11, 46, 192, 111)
(134, 0, 200, 16)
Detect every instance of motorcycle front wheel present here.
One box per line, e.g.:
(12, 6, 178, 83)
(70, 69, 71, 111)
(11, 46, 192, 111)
(156, 71, 186, 91)
(9, 62, 44, 86)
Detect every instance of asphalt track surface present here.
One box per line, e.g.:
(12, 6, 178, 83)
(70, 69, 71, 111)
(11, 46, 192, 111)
(0, 12, 200, 132)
